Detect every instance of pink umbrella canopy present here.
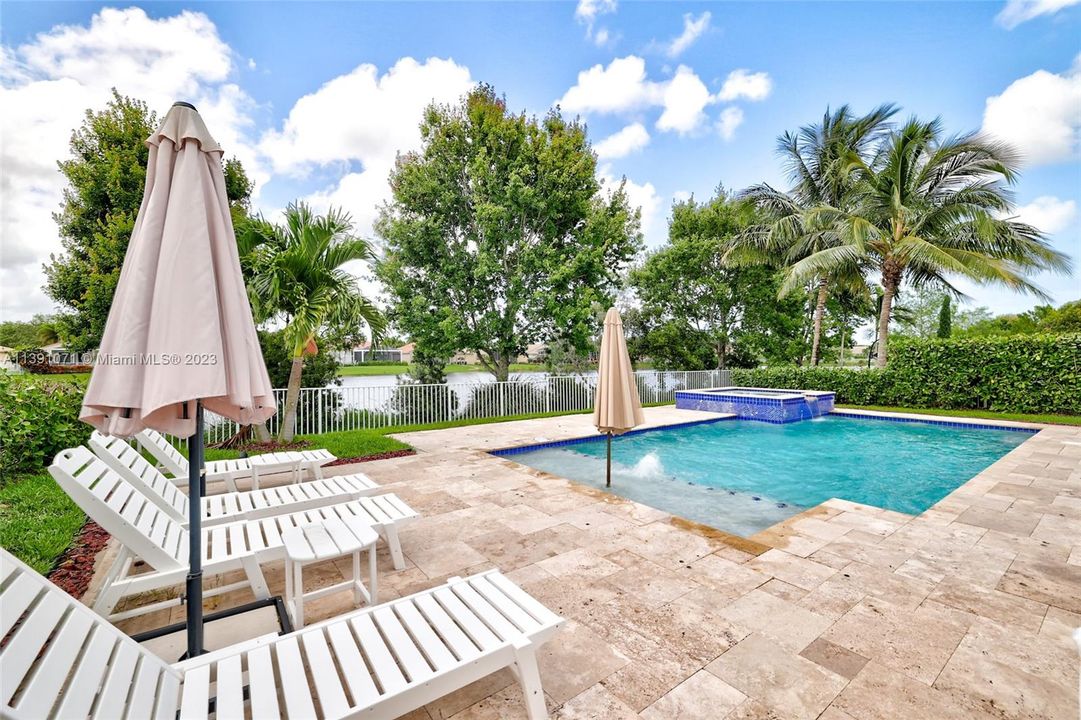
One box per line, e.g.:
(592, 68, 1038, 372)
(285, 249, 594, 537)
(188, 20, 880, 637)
(80, 103, 276, 437)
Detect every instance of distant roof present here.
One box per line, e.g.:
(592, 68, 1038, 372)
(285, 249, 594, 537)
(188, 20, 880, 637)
(399, 342, 415, 352)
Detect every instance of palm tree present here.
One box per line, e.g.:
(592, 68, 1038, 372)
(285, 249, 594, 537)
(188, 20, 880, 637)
(786, 117, 1072, 366)
(243, 202, 385, 441)
(737, 104, 896, 365)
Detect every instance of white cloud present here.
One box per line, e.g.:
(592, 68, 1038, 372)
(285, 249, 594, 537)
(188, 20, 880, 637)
(0, 7, 263, 319)
(260, 57, 473, 176)
(656, 65, 712, 134)
(981, 56, 1081, 165)
(576, 0, 617, 24)
(557, 56, 661, 115)
(667, 11, 711, 58)
(594, 122, 650, 160)
(1013, 196, 1078, 234)
(260, 57, 473, 244)
(557, 57, 769, 138)
(995, 0, 1081, 28)
(716, 69, 773, 102)
(716, 106, 744, 140)
(599, 165, 662, 247)
(672, 190, 693, 204)
(575, 0, 617, 44)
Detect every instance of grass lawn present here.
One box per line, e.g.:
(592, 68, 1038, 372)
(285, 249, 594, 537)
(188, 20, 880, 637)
(203, 428, 411, 462)
(0, 471, 86, 575)
(837, 404, 1081, 427)
(338, 363, 542, 377)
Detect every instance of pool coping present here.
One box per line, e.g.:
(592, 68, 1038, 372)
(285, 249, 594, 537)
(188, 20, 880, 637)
(484, 407, 1048, 549)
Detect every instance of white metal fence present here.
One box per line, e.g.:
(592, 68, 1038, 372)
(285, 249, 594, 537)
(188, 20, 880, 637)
(199, 369, 732, 443)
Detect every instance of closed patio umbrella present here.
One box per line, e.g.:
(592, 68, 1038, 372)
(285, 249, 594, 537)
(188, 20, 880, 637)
(593, 308, 644, 487)
(80, 102, 276, 658)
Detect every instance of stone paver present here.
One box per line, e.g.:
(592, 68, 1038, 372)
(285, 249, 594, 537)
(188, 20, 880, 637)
(95, 407, 1081, 718)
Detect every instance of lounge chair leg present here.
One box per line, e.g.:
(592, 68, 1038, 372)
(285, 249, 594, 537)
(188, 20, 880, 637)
(91, 550, 131, 616)
(242, 557, 270, 599)
(383, 528, 406, 570)
(512, 639, 548, 720)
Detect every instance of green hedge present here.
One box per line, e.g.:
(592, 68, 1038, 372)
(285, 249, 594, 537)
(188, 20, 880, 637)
(0, 374, 91, 479)
(730, 334, 1081, 415)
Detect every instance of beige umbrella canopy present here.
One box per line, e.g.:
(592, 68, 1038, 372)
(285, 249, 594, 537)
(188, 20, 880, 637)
(79, 102, 276, 658)
(80, 103, 276, 438)
(593, 307, 644, 486)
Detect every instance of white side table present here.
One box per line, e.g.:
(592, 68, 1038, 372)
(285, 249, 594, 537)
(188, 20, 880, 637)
(248, 452, 304, 490)
(282, 517, 379, 629)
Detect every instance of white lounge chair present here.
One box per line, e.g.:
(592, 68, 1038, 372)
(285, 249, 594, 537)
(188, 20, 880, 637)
(135, 428, 337, 491)
(1, 548, 564, 720)
(90, 431, 381, 526)
(49, 447, 419, 620)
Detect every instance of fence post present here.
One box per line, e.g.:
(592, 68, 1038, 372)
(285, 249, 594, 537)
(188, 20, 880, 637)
(317, 389, 324, 436)
(545, 377, 552, 414)
(499, 382, 506, 418)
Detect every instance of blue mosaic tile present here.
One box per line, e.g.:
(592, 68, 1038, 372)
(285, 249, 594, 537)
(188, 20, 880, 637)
(830, 411, 1040, 434)
(490, 416, 735, 456)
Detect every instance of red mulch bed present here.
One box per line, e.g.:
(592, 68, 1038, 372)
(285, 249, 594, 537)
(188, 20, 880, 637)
(48, 520, 110, 600)
(325, 449, 416, 466)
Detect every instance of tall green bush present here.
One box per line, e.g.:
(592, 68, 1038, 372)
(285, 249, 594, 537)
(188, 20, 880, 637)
(731, 334, 1080, 414)
(0, 375, 90, 478)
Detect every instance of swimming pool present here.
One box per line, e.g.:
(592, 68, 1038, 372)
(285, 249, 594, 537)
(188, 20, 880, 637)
(495, 414, 1033, 537)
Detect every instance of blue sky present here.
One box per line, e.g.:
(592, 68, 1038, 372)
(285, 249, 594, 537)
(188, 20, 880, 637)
(2, 1, 1079, 323)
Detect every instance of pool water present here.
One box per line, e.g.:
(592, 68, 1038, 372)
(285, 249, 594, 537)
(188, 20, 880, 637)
(501, 415, 1031, 537)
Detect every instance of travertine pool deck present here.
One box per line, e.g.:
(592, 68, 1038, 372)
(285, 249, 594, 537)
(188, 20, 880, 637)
(106, 407, 1081, 719)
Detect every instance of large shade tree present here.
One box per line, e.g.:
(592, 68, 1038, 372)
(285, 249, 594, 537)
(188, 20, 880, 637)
(631, 193, 807, 370)
(738, 105, 896, 365)
(242, 203, 385, 441)
(45, 91, 254, 351)
(376, 85, 642, 381)
(785, 117, 1072, 366)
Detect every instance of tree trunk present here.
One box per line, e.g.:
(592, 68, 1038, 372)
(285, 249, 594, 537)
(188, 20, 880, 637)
(254, 422, 272, 442)
(876, 262, 902, 368)
(716, 342, 726, 371)
(810, 279, 829, 366)
(279, 353, 305, 441)
(495, 353, 510, 382)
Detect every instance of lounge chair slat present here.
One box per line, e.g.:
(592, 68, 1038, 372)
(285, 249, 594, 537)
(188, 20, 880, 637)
(373, 606, 433, 683)
(52, 626, 117, 720)
(0, 590, 66, 705)
(178, 662, 211, 720)
(0, 573, 40, 638)
(415, 594, 480, 661)
(16, 608, 94, 719)
(126, 654, 163, 720)
(432, 587, 502, 652)
(350, 613, 408, 694)
(301, 630, 350, 718)
(246, 645, 281, 720)
(154, 671, 181, 720)
(469, 575, 537, 632)
(92, 642, 141, 720)
(275, 636, 317, 719)
(449, 582, 521, 642)
(325, 620, 380, 708)
(487, 571, 563, 626)
(213, 653, 244, 720)
(394, 600, 457, 670)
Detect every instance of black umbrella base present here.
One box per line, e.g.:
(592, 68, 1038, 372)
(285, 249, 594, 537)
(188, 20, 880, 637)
(130, 596, 293, 662)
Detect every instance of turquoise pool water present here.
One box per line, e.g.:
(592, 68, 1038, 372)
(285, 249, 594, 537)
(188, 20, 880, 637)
(500, 415, 1032, 537)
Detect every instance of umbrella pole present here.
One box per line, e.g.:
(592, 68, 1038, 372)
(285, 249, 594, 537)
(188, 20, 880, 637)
(185, 400, 205, 658)
(606, 432, 612, 488)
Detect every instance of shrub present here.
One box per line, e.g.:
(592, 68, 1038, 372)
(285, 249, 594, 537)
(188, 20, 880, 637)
(0, 374, 91, 478)
(730, 334, 1081, 415)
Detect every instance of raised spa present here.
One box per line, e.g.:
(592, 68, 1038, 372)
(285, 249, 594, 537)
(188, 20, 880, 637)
(674, 386, 835, 423)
